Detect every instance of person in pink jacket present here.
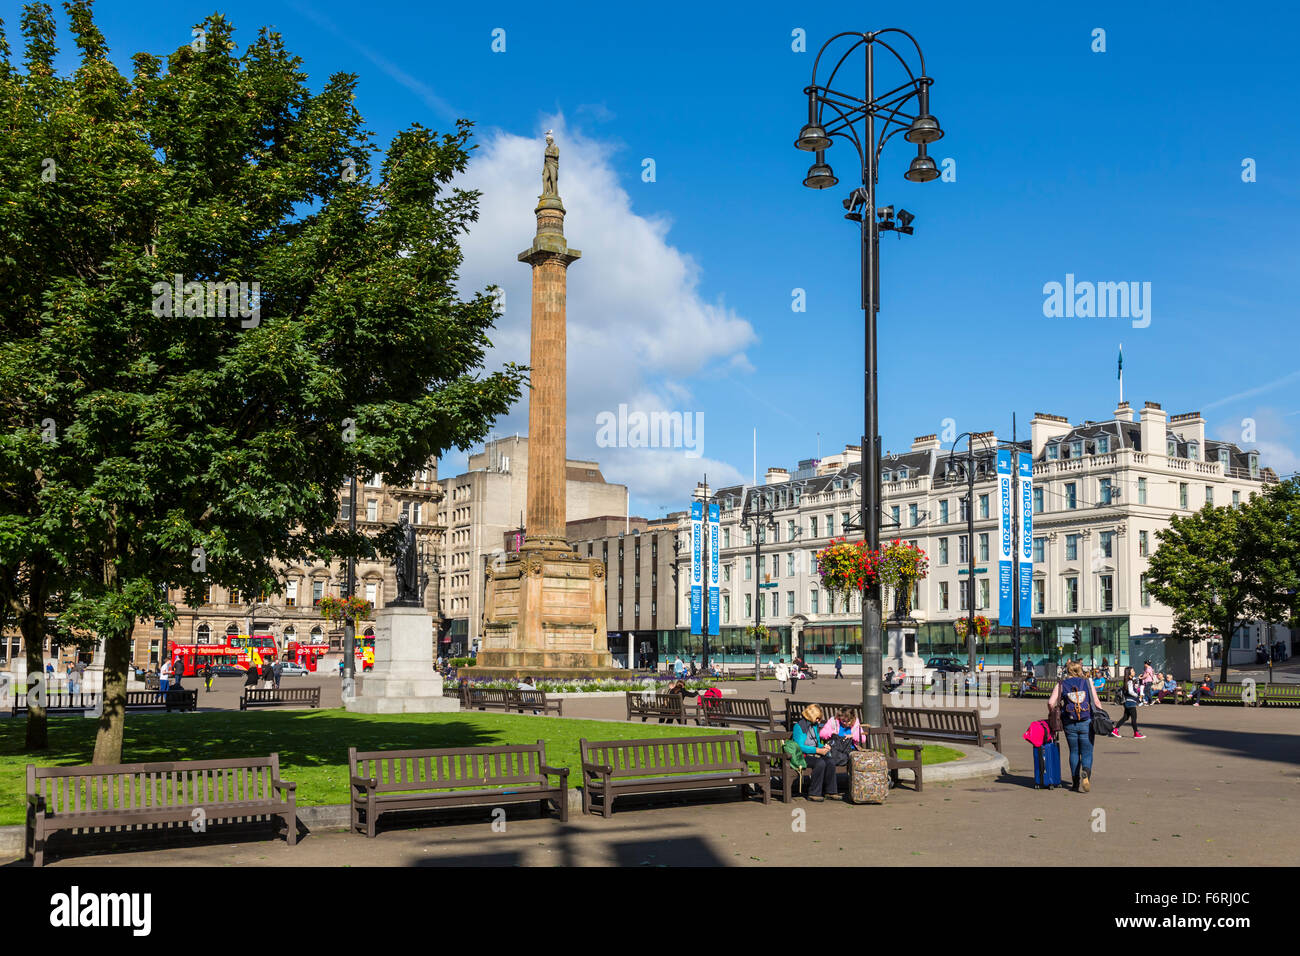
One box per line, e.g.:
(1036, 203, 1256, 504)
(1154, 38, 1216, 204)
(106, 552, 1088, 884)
(819, 709, 865, 745)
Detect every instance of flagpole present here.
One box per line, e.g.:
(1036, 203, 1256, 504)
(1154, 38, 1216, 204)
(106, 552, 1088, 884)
(1118, 343, 1124, 405)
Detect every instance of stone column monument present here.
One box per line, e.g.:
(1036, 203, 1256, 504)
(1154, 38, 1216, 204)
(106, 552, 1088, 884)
(474, 133, 617, 679)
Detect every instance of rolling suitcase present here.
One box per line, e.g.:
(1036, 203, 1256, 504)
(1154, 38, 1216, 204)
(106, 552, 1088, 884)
(1033, 739, 1062, 789)
(846, 748, 889, 804)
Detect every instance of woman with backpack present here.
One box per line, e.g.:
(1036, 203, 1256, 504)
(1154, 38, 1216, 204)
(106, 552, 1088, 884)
(1112, 666, 1146, 738)
(1048, 659, 1106, 793)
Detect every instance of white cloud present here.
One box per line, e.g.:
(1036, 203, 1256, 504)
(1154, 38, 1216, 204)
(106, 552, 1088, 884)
(453, 116, 757, 505)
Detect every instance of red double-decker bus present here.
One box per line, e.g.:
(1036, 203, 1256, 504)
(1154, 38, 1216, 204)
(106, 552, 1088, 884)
(286, 641, 330, 671)
(169, 644, 240, 677)
(227, 634, 279, 668)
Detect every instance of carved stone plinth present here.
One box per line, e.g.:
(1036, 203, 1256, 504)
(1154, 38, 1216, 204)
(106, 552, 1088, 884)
(346, 605, 460, 713)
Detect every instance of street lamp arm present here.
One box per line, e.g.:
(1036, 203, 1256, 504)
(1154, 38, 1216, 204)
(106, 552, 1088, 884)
(812, 32, 869, 90)
(872, 27, 928, 78)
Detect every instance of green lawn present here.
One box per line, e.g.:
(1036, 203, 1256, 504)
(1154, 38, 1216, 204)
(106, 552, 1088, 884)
(0, 710, 961, 825)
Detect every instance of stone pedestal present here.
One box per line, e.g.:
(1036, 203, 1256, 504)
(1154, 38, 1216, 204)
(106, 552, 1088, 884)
(473, 542, 618, 679)
(886, 615, 924, 677)
(345, 605, 460, 714)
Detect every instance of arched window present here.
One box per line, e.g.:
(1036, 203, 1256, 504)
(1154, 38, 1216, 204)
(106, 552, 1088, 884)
(196, 624, 210, 645)
(364, 627, 375, 638)
(283, 625, 296, 644)
(226, 623, 238, 639)
(310, 626, 323, 641)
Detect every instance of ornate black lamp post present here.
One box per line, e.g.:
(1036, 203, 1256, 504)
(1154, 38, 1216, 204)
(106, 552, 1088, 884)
(944, 433, 986, 674)
(796, 29, 943, 727)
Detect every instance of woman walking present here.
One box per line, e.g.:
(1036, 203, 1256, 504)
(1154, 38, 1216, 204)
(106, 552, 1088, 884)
(1111, 666, 1146, 739)
(1048, 660, 1106, 793)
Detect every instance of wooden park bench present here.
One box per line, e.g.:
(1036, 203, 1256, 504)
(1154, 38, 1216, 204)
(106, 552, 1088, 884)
(696, 696, 781, 731)
(755, 725, 923, 801)
(1260, 683, 1300, 707)
(883, 705, 1002, 753)
(26, 754, 297, 867)
(1189, 682, 1254, 706)
(579, 733, 769, 817)
(509, 690, 563, 716)
(239, 686, 321, 710)
(782, 699, 863, 730)
(10, 692, 102, 717)
(1015, 677, 1057, 699)
(625, 691, 692, 724)
(460, 686, 515, 712)
(348, 741, 568, 837)
(126, 689, 198, 712)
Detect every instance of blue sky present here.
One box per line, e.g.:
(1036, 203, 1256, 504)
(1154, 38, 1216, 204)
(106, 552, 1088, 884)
(11, 0, 1300, 515)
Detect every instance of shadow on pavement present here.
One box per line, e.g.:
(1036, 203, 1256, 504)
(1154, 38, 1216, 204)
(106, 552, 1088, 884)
(1148, 722, 1300, 768)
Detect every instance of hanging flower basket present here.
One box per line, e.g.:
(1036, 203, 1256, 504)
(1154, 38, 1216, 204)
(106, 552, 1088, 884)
(815, 538, 878, 602)
(318, 595, 373, 623)
(954, 618, 969, 638)
(877, 539, 929, 618)
(955, 615, 991, 639)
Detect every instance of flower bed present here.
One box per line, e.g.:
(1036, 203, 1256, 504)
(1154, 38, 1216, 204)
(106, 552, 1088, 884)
(445, 675, 717, 694)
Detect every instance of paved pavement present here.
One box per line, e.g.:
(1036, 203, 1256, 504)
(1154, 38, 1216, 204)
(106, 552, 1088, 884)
(14, 673, 1298, 867)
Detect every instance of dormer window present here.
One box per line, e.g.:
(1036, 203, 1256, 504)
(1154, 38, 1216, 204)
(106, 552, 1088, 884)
(1071, 440, 1084, 458)
(1188, 441, 1199, 461)
(1167, 439, 1178, 457)
(1047, 444, 1059, 461)
(899, 468, 908, 479)
(792, 487, 801, 505)
(882, 471, 892, 483)
(1097, 437, 1109, 454)
(833, 479, 842, 490)
(1217, 448, 1230, 466)
(1249, 453, 1259, 477)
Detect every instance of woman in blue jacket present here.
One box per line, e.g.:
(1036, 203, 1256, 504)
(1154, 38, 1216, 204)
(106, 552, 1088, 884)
(792, 704, 838, 801)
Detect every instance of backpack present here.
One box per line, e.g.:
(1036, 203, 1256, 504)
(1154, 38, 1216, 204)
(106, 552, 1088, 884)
(1062, 677, 1092, 722)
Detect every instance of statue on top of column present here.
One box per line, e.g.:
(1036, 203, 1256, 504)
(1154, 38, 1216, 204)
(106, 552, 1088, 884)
(542, 130, 559, 196)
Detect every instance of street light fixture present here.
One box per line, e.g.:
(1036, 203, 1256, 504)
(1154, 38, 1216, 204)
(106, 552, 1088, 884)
(796, 28, 943, 728)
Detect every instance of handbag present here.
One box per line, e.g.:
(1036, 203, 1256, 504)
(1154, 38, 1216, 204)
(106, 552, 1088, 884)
(1091, 709, 1115, 736)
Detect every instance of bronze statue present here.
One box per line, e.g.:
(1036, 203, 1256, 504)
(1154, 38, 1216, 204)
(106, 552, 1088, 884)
(542, 130, 559, 196)
(392, 512, 422, 606)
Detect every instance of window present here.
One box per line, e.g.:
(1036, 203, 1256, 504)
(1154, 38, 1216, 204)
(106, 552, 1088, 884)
(744, 557, 752, 580)
(745, 594, 752, 618)
(723, 563, 731, 583)
(770, 593, 779, 617)
(959, 578, 969, 611)
(890, 505, 900, 526)
(978, 494, 989, 519)
(938, 538, 949, 565)
(1071, 440, 1083, 458)
(1100, 575, 1114, 611)
(771, 524, 780, 543)
(312, 580, 325, 606)
(786, 553, 795, 576)
(1167, 438, 1178, 457)
(787, 519, 795, 539)
(1205, 485, 1214, 506)
(1033, 488, 1044, 514)
(1249, 453, 1259, 477)
(1033, 537, 1045, 564)
(1138, 531, 1149, 557)
(978, 578, 990, 610)
(340, 498, 351, 520)
(1033, 578, 1045, 614)
(786, 592, 795, 616)
(758, 555, 766, 579)
(1064, 577, 1078, 613)
(1140, 574, 1150, 608)
(1065, 534, 1079, 561)
(365, 582, 377, 604)
(723, 527, 731, 548)
(1137, 477, 1147, 504)
(1179, 483, 1188, 509)
(1232, 490, 1241, 508)
(1188, 441, 1199, 461)
(1099, 478, 1112, 505)
(1097, 436, 1109, 454)
(723, 596, 731, 623)
(745, 527, 752, 546)
(1047, 443, 1059, 460)
(810, 517, 818, 538)
(197, 624, 211, 645)
(825, 513, 834, 537)
(958, 535, 968, 563)
(366, 499, 378, 521)
(938, 581, 949, 611)
(286, 580, 298, 607)
(1064, 483, 1077, 509)
(939, 500, 949, 523)
(1100, 531, 1113, 558)
(978, 533, 989, 561)
(959, 498, 969, 521)
(810, 589, 819, 614)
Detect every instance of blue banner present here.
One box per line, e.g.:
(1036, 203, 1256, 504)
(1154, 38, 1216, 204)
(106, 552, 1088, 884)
(690, 501, 703, 635)
(1018, 453, 1034, 626)
(707, 503, 720, 636)
(997, 449, 1014, 627)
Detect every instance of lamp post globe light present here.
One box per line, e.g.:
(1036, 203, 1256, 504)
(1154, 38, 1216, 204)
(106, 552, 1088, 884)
(795, 29, 943, 727)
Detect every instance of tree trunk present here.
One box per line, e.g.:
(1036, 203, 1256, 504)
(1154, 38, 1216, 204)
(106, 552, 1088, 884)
(91, 623, 132, 765)
(1218, 617, 1234, 686)
(22, 601, 48, 751)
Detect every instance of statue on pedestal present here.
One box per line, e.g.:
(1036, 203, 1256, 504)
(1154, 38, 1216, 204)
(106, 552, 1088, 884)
(391, 513, 422, 607)
(542, 131, 559, 196)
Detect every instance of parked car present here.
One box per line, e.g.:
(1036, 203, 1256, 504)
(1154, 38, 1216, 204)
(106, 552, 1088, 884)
(925, 656, 970, 673)
(210, 665, 244, 677)
(278, 662, 309, 677)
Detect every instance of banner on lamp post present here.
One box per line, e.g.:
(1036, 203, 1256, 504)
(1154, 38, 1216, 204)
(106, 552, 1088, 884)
(1018, 452, 1034, 626)
(690, 501, 703, 635)
(707, 503, 720, 636)
(997, 449, 1014, 627)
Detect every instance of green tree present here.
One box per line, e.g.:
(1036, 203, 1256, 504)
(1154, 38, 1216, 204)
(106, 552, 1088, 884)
(1145, 479, 1300, 684)
(0, 3, 524, 761)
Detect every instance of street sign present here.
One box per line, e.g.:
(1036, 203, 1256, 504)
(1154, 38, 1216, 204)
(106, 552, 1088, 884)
(759, 582, 780, 589)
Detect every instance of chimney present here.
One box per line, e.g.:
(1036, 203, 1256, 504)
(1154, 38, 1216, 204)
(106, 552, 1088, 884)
(970, 430, 997, 452)
(1114, 401, 1133, 423)
(1139, 402, 1168, 455)
(1030, 412, 1072, 458)
(1169, 411, 1205, 456)
(764, 467, 789, 485)
(911, 434, 941, 452)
